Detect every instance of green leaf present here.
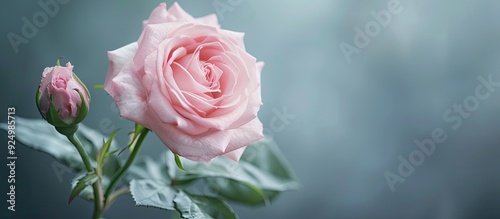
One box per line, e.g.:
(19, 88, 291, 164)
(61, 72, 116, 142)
(124, 152, 172, 183)
(97, 130, 118, 177)
(69, 172, 97, 204)
(127, 153, 237, 218)
(211, 138, 299, 205)
(124, 151, 196, 189)
(71, 172, 113, 202)
(175, 138, 300, 206)
(171, 211, 182, 219)
(129, 178, 238, 219)
(0, 117, 119, 171)
(210, 178, 272, 205)
(174, 192, 238, 219)
(125, 146, 177, 209)
(119, 124, 146, 155)
(0, 117, 122, 201)
(129, 179, 176, 210)
(174, 191, 210, 219)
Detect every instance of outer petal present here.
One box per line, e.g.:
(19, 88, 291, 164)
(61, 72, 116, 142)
(105, 62, 148, 126)
(166, 2, 195, 22)
(220, 30, 246, 49)
(223, 118, 264, 161)
(144, 108, 232, 162)
(146, 3, 168, 25)
(139, 3, 169, 43)
(196, 14, 220, 28)
(51, 87, 72, 120)
(104, 42, 138, 92)
(228, 61, 263, 129)
(222, 146, 247, 162)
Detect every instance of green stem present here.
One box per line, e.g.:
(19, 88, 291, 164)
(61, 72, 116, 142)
(67, 134, 103, 219)
(104, 128, 149, 202)
(91, 180, 104, 219)
(67, 134, 93, 172)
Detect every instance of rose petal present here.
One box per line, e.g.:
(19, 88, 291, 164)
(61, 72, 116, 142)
(105, 42, 138, 92)
(220, 29, 246, 49)
(106, 62, 148, 126)
(226, 62, 263, 129)
(223, 118, 264, 161)
(171, 24, 219, 40)
(181, 95, 246, 131)
(144, 47, 209, 135)
(196, 14, 220, 28)
(172, 62, 211, 93)
(166, 2, 195, 22)
(146, 3, 168, 25)
(51, 86, 72, 120)
(144, 107, 232, 162)
(134, 22, 192, 70)
(222, 146, 246, 162)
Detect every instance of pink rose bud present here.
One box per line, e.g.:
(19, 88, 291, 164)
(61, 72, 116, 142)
(36, 61, 90, 130)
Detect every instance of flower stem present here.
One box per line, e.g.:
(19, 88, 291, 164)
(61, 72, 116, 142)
(91, 180, 104, 219)
(104, 128, 149, 202)
(67, 134, 103, 219)
(67, 134, 93, 172)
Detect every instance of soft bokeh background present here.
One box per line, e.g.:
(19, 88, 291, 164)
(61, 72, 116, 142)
(2, 0, 500, 218)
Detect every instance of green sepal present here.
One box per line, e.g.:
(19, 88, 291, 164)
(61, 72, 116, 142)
(174, 154, 185, 171)
(125, 124, 146, 153)
(73, 89, 89, 125)
(35, 86, 42, 114)
(46, 97, 71, 128)
(55, 125, 79, 137)
(72, 72, 91, 102)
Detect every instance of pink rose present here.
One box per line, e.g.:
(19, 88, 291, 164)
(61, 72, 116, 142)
(37, 62, 90, 127)
(104, 2, 264, 162)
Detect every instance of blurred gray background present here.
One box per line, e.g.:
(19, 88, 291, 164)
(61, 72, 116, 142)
(2, 0, 500, 218)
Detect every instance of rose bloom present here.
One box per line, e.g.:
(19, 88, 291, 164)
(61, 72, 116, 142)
(37, 62, 90, 126)
(104, 2, 264, 162)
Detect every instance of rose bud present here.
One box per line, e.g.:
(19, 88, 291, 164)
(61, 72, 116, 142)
(36, 61, 90, 132)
